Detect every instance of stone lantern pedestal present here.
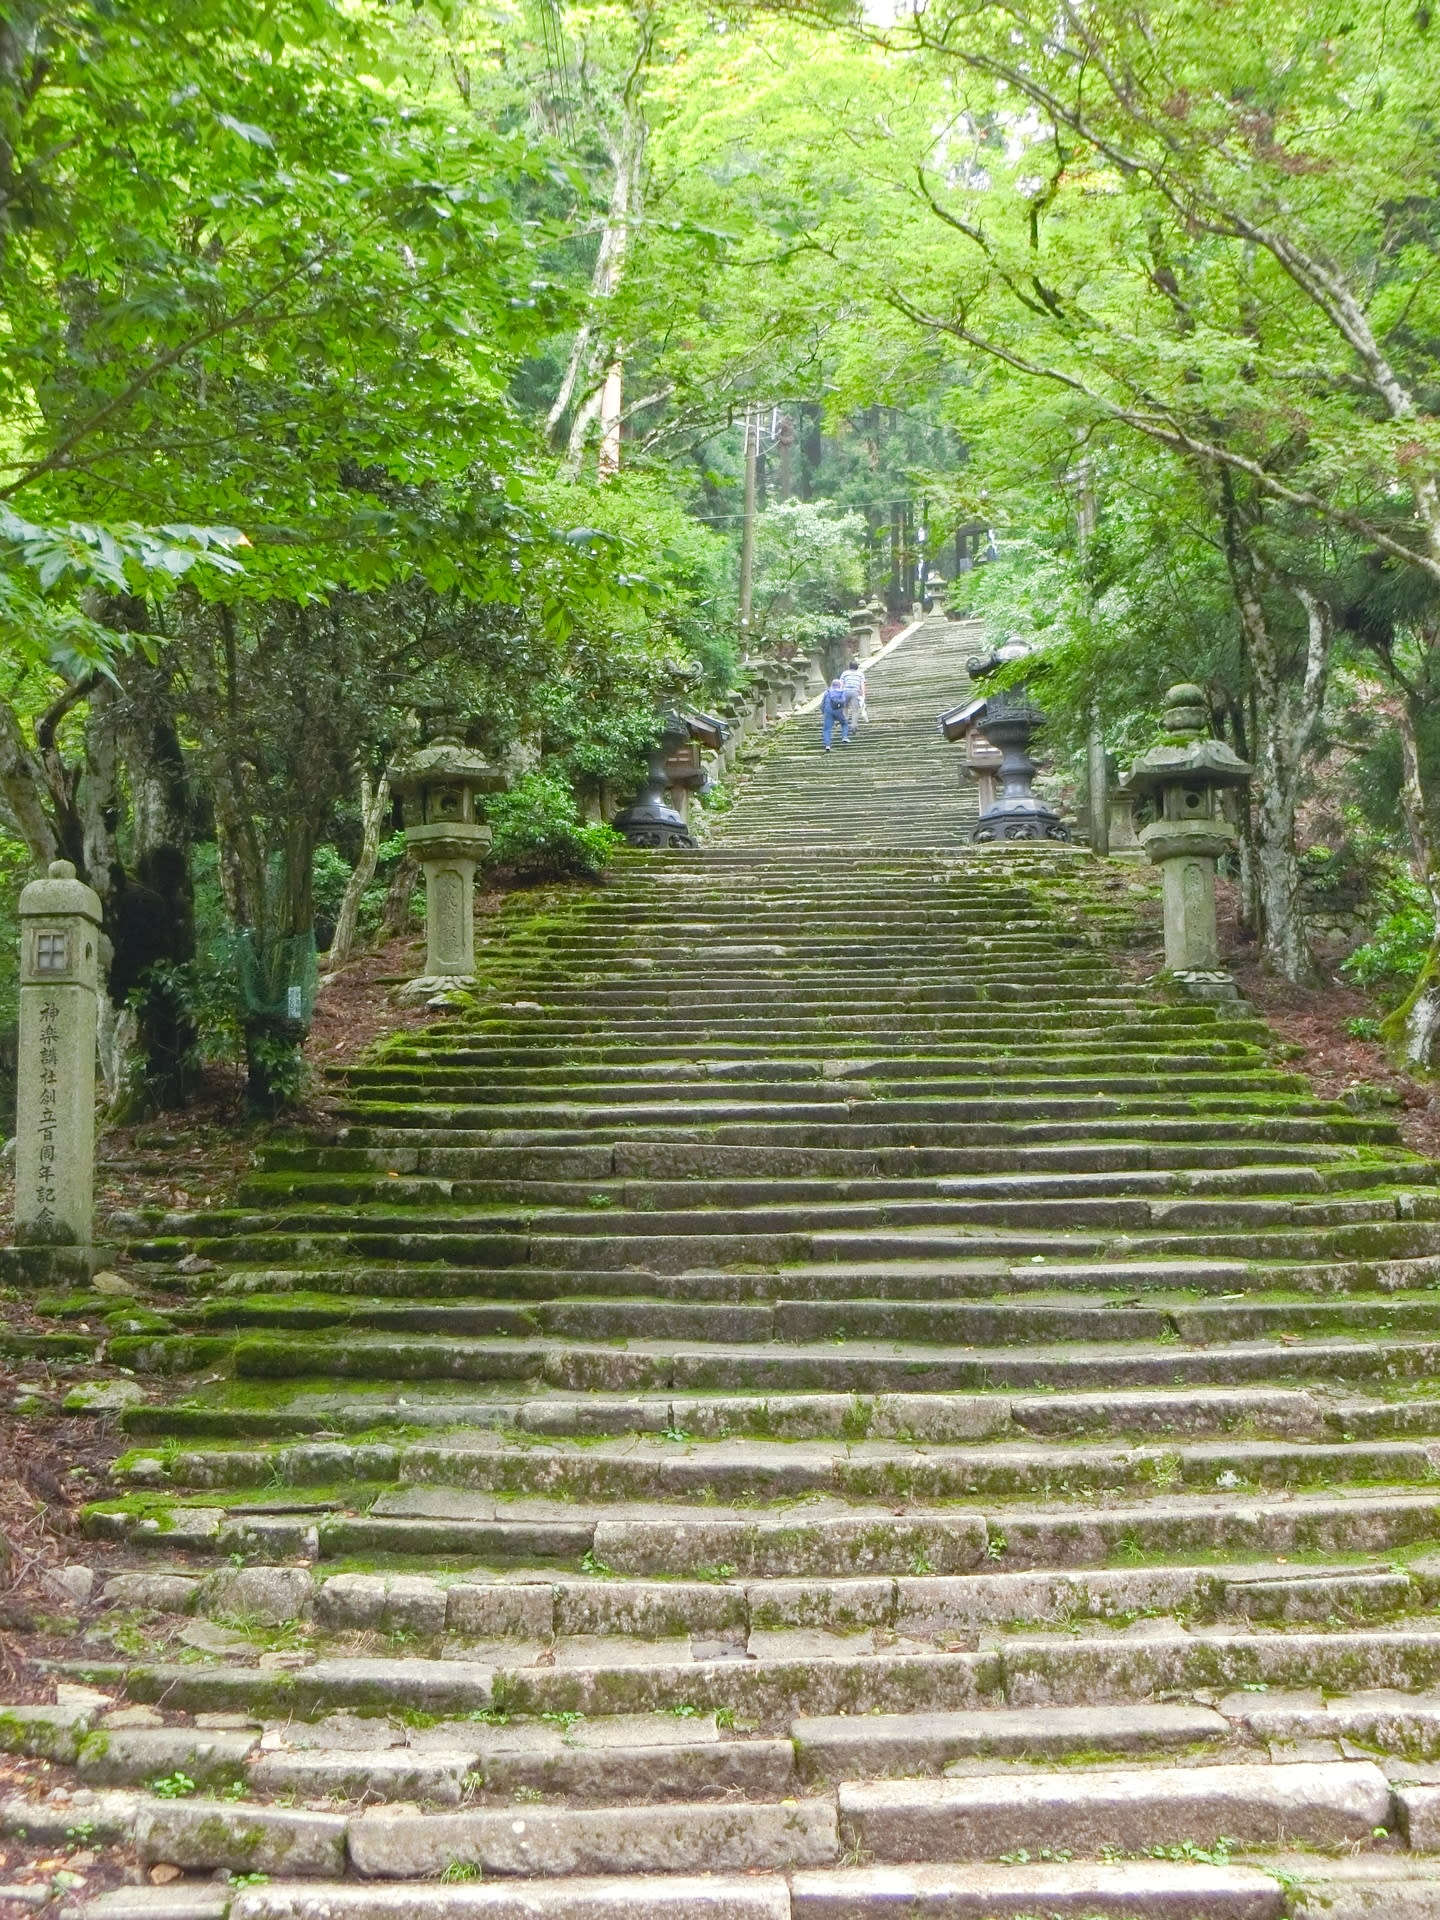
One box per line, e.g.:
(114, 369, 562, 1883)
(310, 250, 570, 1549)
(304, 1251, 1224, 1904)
(1129, 683, 1252, 1000)
(12, 860, 102, 1275)
(392, 717, 505, 1004)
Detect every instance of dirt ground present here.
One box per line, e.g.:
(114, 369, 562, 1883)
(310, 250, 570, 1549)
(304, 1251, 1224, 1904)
(1116, 878, 1440, 1160)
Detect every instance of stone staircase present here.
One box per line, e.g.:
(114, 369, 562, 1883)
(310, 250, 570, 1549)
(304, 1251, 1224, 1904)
(12, 616, 1440, 1915)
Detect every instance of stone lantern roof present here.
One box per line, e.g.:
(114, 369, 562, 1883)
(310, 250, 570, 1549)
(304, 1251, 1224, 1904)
(1126, 684, 1251, 795)
(391, 715, 506, 800)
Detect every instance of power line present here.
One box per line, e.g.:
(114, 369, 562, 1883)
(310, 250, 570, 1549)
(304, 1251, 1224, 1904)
(535, 0, 577, 150)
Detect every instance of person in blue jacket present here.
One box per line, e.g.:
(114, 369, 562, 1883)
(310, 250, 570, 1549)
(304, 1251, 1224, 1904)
(821, 678, 852, 750)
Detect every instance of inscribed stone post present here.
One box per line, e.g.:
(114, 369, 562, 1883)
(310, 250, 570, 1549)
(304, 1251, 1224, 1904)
(15, 861, 101, 1252)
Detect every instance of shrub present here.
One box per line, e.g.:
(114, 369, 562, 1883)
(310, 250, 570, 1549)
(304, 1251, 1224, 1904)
(1343, 869, 1433, 995)
(485, 771, 620, 879)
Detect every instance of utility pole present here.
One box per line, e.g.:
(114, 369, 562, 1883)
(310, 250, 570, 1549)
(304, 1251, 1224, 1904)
(776, 412, 794, 503)
(738, 405, 759, 645)
(1075, 459, 1109, 857)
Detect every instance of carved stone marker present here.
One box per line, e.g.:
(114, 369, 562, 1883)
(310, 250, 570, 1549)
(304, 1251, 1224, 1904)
(15, 860, 101, 1255)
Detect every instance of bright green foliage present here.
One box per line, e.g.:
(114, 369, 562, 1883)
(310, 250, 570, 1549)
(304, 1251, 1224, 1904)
(485, 772, 622, 878)
(751, 501, 866, 654)
(1345, 873, 1436, 994)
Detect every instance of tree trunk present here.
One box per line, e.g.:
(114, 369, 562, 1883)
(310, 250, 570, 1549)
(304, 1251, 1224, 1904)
(0, 699, 58, 864)
(326, 764, 392, 971)
(1251, 776, 1315, 984)
(112, 654, 199, 1110)
(597, 360, 623, 478)
(379, 852, 420, 939)
(547, 36, 651, 470)
(1382, 690, 1440, 1067)
(1219, 497, 1330, 985)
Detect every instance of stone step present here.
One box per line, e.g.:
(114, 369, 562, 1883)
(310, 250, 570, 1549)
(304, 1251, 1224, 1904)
(98, 1630, 1440, 1728)
(336, 1057, 1281, 1097)
(117, 1382, 1333, 1442)
(126, 1792, 839, 1878)
(172, 1249, 1437, 1304)
(67, 1867, 1294, 1920)
(321, 1124, 1397, 1161)
(87, 1486, 1440, 1571)
(332, 1099, 1377, 1138)
(177, 1329, 1440, 1392)
(372, 1036, 1274, 1069)
(239, 1165, 1400, 1211)
(787, 1862, 1287, 1920)
(126, 1432, 1440, 1502)
(336, 1067, 1305, 1098)
(92, 1558, 1428, 1639)
(153, 1291, 1440, 1354)
(156, 1191, 1420, 1250)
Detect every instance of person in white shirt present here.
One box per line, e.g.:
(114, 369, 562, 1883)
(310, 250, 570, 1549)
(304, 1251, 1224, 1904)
(840, 658, 867, 727)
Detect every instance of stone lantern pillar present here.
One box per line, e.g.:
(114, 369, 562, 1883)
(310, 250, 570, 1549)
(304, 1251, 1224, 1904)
(1128, 681, 1252, 999)
(14, 860, 102, 1261)
(614, 709, 726, 849)
(392, 715, 505, 1001)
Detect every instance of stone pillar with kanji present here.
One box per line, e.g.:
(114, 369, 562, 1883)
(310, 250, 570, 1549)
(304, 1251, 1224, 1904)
(15, 860, 102, 1257)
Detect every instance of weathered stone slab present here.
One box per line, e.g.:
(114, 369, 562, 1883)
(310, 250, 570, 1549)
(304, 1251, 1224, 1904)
(67, 1888, 232, 1919)
(316, 1572, 387, 1629)
(78, 1727, 256, 1788)
(100, 1572, 200, 1613)
(794, 1703, 1228, 1779)
(478, 1736, 794, 1802)
(790, 1860, 1284, 1918)
(0, 1701, 95, 1761)
(839, 1761, 1391, 1859)
(448, 1582, 555, 1638)
(1397, 1783, 1440, 1850)
(748, 1579, 894, 1633)
(249, 1746, 477, 1805)
(593, 1514, 987, 1578)
(135, 1799, 347, 1875)
(231, 1876, 791, 1920)
(347, 1797, 838, 1878)
(201, 1564, 314, 1625)
(0, 1788, 139, 1842)
(553, 1579, 744, 1639)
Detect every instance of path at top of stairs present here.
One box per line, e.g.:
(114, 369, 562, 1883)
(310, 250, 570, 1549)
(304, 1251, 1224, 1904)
(15, 614, 1440, 1919)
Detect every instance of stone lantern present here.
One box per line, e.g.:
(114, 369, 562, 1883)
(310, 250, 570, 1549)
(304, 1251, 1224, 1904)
(392, 713, 506, 1000)
(1127, 681, 1252, 999)
(952, 644, 1071, 844)
(613, 709, 727, 849)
